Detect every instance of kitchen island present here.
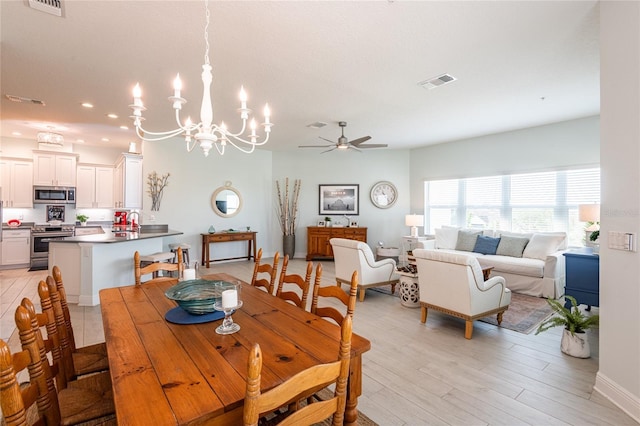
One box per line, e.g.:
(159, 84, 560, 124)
(49, 227, 183, 306)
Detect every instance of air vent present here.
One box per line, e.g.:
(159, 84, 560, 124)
(5, 94, 46, 106)
(418, 73, 457, 90)
(28, 0, 63, 17)
(306, 122, 328, 129)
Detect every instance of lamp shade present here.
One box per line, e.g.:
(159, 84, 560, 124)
(578, 204, 600, 223)
(405, 214, 424, 227)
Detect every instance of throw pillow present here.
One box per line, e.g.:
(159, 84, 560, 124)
(522, 233, 566, 260)
(496, 235, 530, 258)
(473, 235, 501, 255)
(455, 230, 482, 252)
(435, 227, 459, 249)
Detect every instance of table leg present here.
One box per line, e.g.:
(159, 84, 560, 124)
(345, 355, 363, 425)
(247, 238, 251, 260)
(252, 235, 256, 260)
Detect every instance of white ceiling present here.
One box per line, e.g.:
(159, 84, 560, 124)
(0, 0, 600, 152)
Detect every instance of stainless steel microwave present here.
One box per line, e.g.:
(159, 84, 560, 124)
(33, 186, 76, 204)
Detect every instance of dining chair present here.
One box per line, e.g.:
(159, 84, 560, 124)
(134, 247, 183, 285)
(8, 303, 116, 425)
(243, 315, 353, 426)
(311, 268, 359, 326)
(52, 266, 109, 377)
(275, 255, 313, 309)
(251, 248, 280, 294)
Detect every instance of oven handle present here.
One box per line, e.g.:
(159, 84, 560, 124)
(38, 237, 69, 242)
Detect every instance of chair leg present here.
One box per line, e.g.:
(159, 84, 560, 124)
(359, 288, 365, 302)
(497, 311, 505, 325)
(420, 305, 428, 323)
(465, 320, 474, 339)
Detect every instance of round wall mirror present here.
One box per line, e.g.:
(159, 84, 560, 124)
(211, 182, 242, 218)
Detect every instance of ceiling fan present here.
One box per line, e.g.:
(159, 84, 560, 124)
(299, 121, 387, 153)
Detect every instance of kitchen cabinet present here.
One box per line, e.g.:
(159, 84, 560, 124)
(1, 229, 30, 266)
(76, 165, 114, 208)
(306, 226, 367, 260)
(33, 151, 78, 186)
(0, 158, 33, 208)
(114, 153, 143, 209)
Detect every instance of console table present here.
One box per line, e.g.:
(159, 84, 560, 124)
(563, 248, 599, 309)
(201, 231, 257, 267)
(306, 226, 367, 260)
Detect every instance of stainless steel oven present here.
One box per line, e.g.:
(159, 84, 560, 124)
(30, 225, 75, 270)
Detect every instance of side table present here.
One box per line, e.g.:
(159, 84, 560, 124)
(398, 270, 420, 308)
(563, 248, 599, 309)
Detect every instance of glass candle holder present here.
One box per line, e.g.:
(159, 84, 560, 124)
(214, 282, 242, 334)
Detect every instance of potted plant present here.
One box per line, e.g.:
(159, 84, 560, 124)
(535, 295, 599, 358)
(324, 216, 332, 227)
(76, 214, 89, 226)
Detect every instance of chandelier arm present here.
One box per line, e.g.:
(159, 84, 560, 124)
(135, 124, 185, 140)
(186, 138, 199, 152)
(214, 142, 225, 155)
(224, 138, 257, 154)
(225, 132, 271, 147)
(215, 120, 247, 138)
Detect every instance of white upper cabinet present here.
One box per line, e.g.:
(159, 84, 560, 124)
(1, 158, 33, 208)
(114, 153, 143, 209)
(76, 165, 114, 208)
(33, 151, 78, 186)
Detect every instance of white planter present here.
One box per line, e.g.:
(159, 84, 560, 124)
(561, 329, 590, 358)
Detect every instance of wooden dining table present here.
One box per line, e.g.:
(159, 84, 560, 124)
(99, 273, 371, 425)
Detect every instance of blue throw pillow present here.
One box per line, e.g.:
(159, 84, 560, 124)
(473, 235, 501, 255)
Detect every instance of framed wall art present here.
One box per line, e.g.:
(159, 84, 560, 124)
(319, 184, 359, 215)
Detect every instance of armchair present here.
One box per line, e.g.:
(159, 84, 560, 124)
(413, 248, 511, 339)
(330, 238, 400, 302)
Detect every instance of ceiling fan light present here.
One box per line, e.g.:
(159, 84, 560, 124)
(337, 144, 349, 149)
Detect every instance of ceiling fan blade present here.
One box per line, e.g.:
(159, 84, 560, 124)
(319, 136, 336, 143)
(349, 136, 372, 147)
(356, 143, 388, 149)
(298, 144, 335, 148)
(321, 147, 338, 154)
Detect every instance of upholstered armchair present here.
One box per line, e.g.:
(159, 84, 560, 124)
(330, 238, 400, 302)
(413, 248, 511, 339)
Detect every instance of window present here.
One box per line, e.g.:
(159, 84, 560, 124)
(425, 168, 600, 246)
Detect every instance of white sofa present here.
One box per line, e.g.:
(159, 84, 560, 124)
(420, 228, 567, 298)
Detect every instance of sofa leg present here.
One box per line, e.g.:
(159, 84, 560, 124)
(359, 288, 365, 302)
(390, 283, 396, 294)
(497, 311, 504, 325)
(335, 279, 341, 287)
(420, 306, 428, 323)
(465, 321, 474, 339)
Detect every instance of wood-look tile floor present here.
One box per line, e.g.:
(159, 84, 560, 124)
(1, 260, 636, 426)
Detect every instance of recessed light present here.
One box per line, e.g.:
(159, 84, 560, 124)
(76, 139, 85, 144)
(107, 113, 118, 119)
(101, 137, 110, 142)
(120, 125, 129, 130)
(11, 131, 22, 136)
(81, 102, 94, 108)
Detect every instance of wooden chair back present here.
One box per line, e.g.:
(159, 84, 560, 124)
(51, 265, 76, 351)
(275, 256, 313, 309)
(243, 315, 353, 426)
(311, 268, 358, 326)
(251, 248, 280, 294)
(134, 247, 183, 286)
(1, 304, 63, 426)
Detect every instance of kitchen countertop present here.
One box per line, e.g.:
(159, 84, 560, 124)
(2, 222, 35, 230)
(53, 228, 183, 243)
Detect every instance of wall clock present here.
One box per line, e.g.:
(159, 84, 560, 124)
(370, 181, 398, 209)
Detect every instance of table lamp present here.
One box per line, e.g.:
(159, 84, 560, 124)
(405, 214, 424, 237)
(579, 203, 600, 231)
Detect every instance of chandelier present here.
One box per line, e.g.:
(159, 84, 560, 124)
(37, 130, 64, 146)
(129, 0, 272, 157)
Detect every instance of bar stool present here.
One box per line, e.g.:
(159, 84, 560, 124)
(169, 242, 191, 266)
(139, 251, 176, 277)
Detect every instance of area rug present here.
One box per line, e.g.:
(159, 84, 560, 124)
(478, 293, 555, 334)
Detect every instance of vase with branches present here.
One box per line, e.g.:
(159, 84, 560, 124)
(147, 171, 170, 211)
(276, 178, 301, 258)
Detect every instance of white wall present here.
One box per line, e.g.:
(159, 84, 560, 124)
(272, 150, 411, 257)
(596, 2, 640, 421)
(408, 116, 600, 215)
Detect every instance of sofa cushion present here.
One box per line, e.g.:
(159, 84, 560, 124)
(522, 233, 566, 260)
(478, 255, 545, 278)
(496, 235, 529, 258)
(455, 230, 482, 251)
(473, 236, 501, 255)
(435, 227, 459, 249)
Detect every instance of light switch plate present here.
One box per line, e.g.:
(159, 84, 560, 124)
(608, 231, 637, 252)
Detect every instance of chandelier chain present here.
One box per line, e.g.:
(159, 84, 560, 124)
(204, 0, 210, 66)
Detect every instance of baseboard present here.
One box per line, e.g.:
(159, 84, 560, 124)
(78, 294, 100, 307)
(594, 371, 640, 423)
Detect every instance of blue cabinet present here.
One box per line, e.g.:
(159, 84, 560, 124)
(563, 248, 599, 309)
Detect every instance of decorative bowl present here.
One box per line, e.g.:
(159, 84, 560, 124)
(165, 279, 236, 315)
(7, 219, 21, 228)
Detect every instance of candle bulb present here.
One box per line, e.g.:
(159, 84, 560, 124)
(239, 86, 247, 110)
(250, 119, 257, 137)
(221, 289, 238, 309)
(173, 74, 182, 98)
(263, 103, 271, 125)
(133, 83, 143, 107)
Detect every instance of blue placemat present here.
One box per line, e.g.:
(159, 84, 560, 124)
(165, 306, 225, 324)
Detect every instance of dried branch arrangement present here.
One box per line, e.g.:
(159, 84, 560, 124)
(147, 171, 170, 211)
(276, 178, 301, 236)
